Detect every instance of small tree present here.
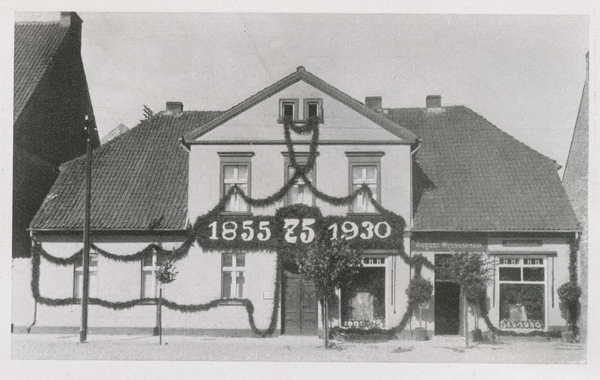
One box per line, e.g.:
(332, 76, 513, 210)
(406, 276, 433, 329)
(557, 281, 582, 334)
(155, 255, 178, 345)
(297, 237, 363, 349)
(447, 252, 492, 347)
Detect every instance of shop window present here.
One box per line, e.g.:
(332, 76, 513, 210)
(279, 99, 299, 121)
(498, 256, 546, 330)
(304, 98, 323, 120)
(342, 257, 386, 329)
(219, 152, 253, 213)
(283, 152, 315, 206)
(141, 251, 158, 298)
(222, 253, 246, 299)
(74, 252, 98, 299)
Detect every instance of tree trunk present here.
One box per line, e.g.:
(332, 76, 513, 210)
(463, 289, 469, 348)
(324, 300, 329, 349)
(158, 287, 163, 345)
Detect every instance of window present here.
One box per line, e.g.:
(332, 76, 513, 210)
(283, 152, 315, 206)
(346, 153, 383, 213)
(74, 252, 98, 299)
(342, 257, 386, 329)
(279, 99, 299, 121)
(222, 253, 246, 299)
(219, 152, 253, 213)
(304, 98, 323, 120)
(498, 256, 546, 329)
(141, 251, 158, 298)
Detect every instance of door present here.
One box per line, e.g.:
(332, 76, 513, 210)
(434, 281, 461, 335)
(434, 254, 460, 335)
(282, 272, 318, 335)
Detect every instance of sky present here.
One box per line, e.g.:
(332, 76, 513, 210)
(68, 12, 590, 175)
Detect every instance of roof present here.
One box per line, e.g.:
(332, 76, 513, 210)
(14, 20, 69, 122)
(184, 66, 419, 144)
(30, 111, 222, 231)
(387, 106, 580, 232)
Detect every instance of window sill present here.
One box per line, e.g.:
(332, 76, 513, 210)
(347, 212, 380, 216)
(218, 299, 245, 306)
(219, 212, 253, 216)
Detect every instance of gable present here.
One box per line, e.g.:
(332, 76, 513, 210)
(196, 81, 406, 143)
(184, 67, 418, 145)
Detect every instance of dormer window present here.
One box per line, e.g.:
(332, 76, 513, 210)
(279, 99, 299, 121)
(304, 99, 323, 120)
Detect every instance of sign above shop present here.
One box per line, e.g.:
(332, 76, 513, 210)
(411, 238, 487, 253)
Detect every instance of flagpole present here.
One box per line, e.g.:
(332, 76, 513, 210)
(80, 115, 92, 343)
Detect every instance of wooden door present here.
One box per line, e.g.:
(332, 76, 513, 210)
(283, 272, 318, 335)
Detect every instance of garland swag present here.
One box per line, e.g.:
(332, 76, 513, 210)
(32, 113, 555, 339)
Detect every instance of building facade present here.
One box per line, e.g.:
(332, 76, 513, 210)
(14, 67, 580, 337)
(13, 12, 100, 259)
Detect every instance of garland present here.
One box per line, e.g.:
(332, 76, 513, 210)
(37, 112, 527, 340)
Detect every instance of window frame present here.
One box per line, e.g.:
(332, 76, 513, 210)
(496, 254, 548, 330)
(221, 252, 246, 299)
(346, 152, 384, 214)
(218, 152, 254, 215)
(282, 152, 317, 207)
(303, 98, 323, 121)
(74, 251, 98, 299)
(141, 250, 159, 299)
(497, 256, 546, 284)
(279, 98, 299, 122)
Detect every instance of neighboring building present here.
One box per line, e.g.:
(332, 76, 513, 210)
(562, 52, 589, 342)
(100, 123, 129, 145)
(13, 12, 100, 258)
(14, 67, 580, 337)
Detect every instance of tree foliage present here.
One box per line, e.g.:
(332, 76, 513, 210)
(156, 256, 178, 285)
(297, 237, 363, 304)
(406, 276, 433, 305)
(447, 252, 492, 302)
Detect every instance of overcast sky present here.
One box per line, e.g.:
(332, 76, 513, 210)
(72, 13, 589, 174)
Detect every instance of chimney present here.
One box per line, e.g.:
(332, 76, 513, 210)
(59, 12, 82, 27)
(426, 95, 443, 113)
(165, 101, 183, 116)
(365, 97, 382, 112)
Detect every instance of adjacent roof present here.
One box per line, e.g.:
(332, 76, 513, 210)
(30, 112, 222, 231)
(387, 106, 580, 232)
(184, 66, 419, 144)
(14, 20, 69, 122)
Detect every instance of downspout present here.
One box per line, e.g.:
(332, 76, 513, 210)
(27, 232, 37, 334)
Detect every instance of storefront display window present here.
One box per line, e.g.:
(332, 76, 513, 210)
(341, 258, 386, 328)
(498, 256, 545, 329)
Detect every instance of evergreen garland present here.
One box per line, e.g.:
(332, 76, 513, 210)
(36, 112, 563, 339)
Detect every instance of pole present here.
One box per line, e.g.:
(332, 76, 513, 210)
(159, 287, 163, 345)
(80, 115, 92, 343)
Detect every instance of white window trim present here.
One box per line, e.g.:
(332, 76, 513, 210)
(303, 98, 323, 121)
(282, 152, 316, 207)
(222, 253, 246, 299)
(219, 152, 254, 214)
(74, 252, 98, 299)
(279, 98, 299, 122)
(496, 255, 549, 330)
(141, 251, 159, 299)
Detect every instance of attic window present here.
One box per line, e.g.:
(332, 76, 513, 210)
(279, 99, 299, 121)
(304, 99, 323, 120)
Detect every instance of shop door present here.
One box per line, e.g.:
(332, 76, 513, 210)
(434, 281, 461, 335)
(282, 272, 318, 335)
(434, 254, 460, 335)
